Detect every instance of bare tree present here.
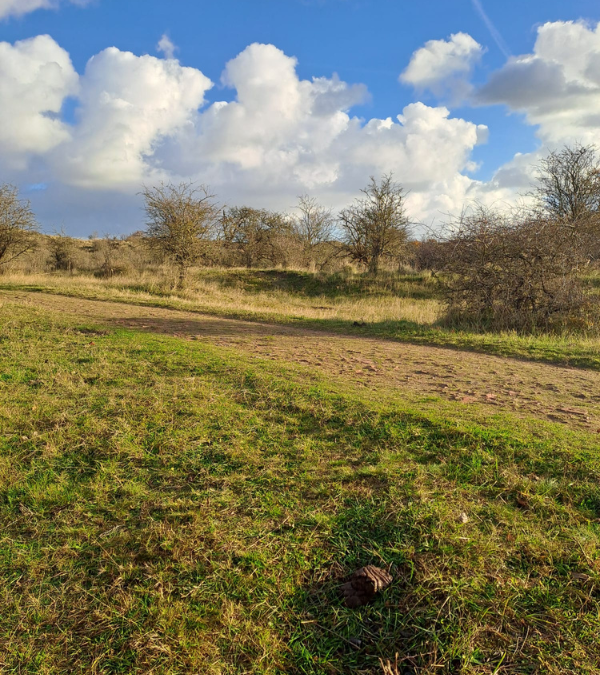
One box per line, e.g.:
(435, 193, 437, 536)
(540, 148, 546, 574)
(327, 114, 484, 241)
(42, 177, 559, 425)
(532, 144, 600, 223)
(291, 195, 335, 269)
(219, 207, 290, 268)
(0, 184, 39, 270)
(142, 182, 219, 287)
(339, 174, 410, 275)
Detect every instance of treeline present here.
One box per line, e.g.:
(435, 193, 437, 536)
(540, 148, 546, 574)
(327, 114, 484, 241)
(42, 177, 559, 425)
(141, 174, 411, 286)
(1, 145, 600, 333)
(0, 175, 413, 280)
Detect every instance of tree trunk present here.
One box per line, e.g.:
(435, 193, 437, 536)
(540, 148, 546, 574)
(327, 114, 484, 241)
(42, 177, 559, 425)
(177, 264, 186, 289)
(368, 256, 379, 275)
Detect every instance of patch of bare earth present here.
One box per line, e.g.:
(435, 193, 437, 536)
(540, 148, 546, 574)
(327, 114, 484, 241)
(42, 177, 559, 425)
(8, 291, 600, 432)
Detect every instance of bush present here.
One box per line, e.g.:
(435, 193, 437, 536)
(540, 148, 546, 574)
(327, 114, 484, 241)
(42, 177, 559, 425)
(437, 207, 598, 332)
(48, 233, 79, 272)
(339, 174, 410, 275)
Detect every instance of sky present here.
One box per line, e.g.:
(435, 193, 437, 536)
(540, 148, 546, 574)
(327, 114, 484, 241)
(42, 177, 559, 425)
(2, 0, 600, 236)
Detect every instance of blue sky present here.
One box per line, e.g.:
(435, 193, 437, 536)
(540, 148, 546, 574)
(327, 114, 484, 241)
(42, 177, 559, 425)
(2, 0, 600, 234)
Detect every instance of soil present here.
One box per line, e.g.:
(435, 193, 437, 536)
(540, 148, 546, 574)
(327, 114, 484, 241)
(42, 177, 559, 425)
(6, 291, 600, 433)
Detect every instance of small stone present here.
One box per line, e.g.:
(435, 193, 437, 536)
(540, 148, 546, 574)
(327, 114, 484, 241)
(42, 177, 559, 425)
(571, 572, 591, 582)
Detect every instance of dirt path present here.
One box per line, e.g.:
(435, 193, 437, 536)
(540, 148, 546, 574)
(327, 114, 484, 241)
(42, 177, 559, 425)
(7, 291, 600, 433)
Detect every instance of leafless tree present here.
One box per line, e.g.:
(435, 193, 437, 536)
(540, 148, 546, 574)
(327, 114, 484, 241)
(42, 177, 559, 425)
(142, 182, 219, 287)
(0, 184, 39, 270)
(532, 144, 600, 222)
(339, 174, 410, 275)
(437, 205, 595, 331)
(219, 207, 291, 268)
(291, 195, 335, 269)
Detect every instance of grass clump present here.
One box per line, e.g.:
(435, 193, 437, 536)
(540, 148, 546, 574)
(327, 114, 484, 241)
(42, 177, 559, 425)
(1, 302, 600, 673)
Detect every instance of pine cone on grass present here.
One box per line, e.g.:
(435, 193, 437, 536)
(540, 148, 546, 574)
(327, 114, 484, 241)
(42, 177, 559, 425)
(340, 565, 393, 608)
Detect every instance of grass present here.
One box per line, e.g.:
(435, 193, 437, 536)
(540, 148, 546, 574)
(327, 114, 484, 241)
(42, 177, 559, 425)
(0, 268, 441, 324)
(2, 268, 600, 370)
(1, 300, 600, 674)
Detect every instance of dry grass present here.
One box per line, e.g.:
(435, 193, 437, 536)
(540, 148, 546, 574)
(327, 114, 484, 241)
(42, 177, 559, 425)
(0, 268, 442, 325)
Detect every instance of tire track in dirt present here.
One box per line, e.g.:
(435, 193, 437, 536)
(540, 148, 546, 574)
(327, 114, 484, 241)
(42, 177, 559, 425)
(7, 291, 600, 433)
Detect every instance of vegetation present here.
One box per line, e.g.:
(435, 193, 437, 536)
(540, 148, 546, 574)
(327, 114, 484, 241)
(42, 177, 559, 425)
(290, 195, 336, 271)
(220, 207, 291, 269)
(532, 143, 600, 224)
(0, 184, 38, 269)
(437, 206, 595, 332)
(142, 182, 220, 288)
(339, 174, 411, 275)
(1, 300, 600, 674)
(2, 266, 600, 370)
(2, 148, 600, 674)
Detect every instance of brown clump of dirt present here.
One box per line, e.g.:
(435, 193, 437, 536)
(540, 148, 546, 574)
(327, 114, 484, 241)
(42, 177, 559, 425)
(340, 566, 393, 608)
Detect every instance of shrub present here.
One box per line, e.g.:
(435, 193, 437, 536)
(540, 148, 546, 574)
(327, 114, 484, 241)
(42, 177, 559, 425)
(142, 182, 219, 288)
(438, 207, 597, 332)
(339, 174, 410, 275)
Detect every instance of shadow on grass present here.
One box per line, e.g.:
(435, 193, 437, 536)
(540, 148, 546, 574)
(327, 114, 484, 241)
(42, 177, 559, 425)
(3, 283, 600, 371)
(195, 269, 440, 301)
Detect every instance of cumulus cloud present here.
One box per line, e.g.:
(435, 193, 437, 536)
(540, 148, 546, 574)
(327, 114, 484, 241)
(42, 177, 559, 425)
(400, 33, 484, 101)
(155, 43, 488, 221)
(0, 35, 78, 167)
(0, 0, 92, 20)
(56, 47, 213, 188)
(0, 37, 491, 232)
(476, 20, 600, 146)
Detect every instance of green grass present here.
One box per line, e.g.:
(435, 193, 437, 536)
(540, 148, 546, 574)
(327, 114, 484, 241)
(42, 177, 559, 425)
(1, 302, 600, 674)
(2, 267, 599, 370)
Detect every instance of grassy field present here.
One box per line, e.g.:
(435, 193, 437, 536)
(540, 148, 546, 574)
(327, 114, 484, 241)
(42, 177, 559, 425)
(2, 268, 600, 369)
(1, 296, 600, 674)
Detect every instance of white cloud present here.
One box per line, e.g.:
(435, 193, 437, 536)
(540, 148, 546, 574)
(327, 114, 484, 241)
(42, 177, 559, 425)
(0, 38, 491, 232)
(0, 35, 78, 167)
(0, 0, 92, 20)
(155, 43, 488, 222)
(55, 47, 213, 188)
(157, 34, 177, 60)
(476, 20, 600, 146)
(400, 33, 484, 101)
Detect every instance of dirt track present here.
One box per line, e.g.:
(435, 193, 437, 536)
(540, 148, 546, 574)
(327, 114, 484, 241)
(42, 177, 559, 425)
(6, 291, 600, 433)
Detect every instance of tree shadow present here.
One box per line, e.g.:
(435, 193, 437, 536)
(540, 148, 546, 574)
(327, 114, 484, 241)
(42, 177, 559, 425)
(197, 269, 439, 301)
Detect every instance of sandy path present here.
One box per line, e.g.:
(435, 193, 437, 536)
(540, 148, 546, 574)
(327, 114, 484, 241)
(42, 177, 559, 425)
(6, 291, 600, 433)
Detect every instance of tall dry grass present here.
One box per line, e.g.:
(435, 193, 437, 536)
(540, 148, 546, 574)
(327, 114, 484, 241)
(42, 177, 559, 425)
(1, 267, 442, 326)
